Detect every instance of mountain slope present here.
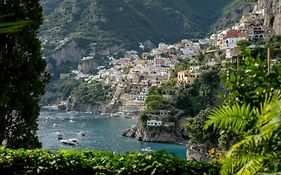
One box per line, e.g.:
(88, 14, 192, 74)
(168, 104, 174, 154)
(40, 0, 250, 77)
(212, 0, 254, 31)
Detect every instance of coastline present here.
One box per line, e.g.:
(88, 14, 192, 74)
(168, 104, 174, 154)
(38, 109, 187, 158)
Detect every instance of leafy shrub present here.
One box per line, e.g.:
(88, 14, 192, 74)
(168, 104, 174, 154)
(0, 147, 220, 175)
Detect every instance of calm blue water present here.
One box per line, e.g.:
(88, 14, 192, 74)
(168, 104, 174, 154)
(38, 109, 186, 159)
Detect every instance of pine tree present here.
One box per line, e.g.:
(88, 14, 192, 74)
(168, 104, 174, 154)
(0, 0, 49, 149)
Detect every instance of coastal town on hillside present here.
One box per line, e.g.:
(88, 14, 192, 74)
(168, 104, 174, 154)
(2, 0, 281, 173)
(56, 5, 273, 124)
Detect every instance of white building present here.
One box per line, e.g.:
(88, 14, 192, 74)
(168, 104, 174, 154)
(147, 120, 163, 126)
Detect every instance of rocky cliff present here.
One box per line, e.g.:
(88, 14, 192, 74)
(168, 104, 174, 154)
(123, 117, 188, 143)
(123, 126, 184, 143)
(212, 1, 254, 32)
(257, 0, 281, 36)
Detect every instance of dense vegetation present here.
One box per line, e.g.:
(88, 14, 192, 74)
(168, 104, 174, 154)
(41, 78, 81, 105)
(0, 147, 219, 175)
(145, 68, 221, 117)
(204, 49, 281, 174)
(41, 0, 233, 47)
(0, 0, 49, 149)
(69, 80, 113, 104)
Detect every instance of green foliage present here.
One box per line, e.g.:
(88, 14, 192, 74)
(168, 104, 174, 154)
(71, 80, 113, 104)
(146, 100, 164, 111)
(0, 21, 29, 33)
(140, 113, 149, 123)
(196, 52, 205, 64)
(205, 50, 281, 174)
(265, 36, 281, 60)
(148, 78, 178, 96)
(177, 68, 221, 116)
(146, 55, 155, 60)
(205, 91, 281, 175)
(265, 36, 281, 49)
(41, 78, 81, 105)
(224, 48, 281, 107)
(147, 85, 158, 95)
(145, 95, 167, 111)
(236, 40, 251, 49)
(175, 60, 193, 73)
(185, 108, 219, 144)
(0, 147, 220, 175)
(0, 0, 49, 149)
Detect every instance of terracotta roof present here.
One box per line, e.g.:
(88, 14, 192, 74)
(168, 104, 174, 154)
(225, 29, 248, 39)
(225, 29, 239, 38)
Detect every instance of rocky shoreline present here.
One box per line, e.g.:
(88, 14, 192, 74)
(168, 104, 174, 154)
(122, 125, 188, 144)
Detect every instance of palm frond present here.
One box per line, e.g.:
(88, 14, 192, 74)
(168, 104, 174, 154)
(257, 98, 281, 142)
(221, 152, 265, 175)
(208, 91, 281, 175)
(236, 155, 264, 175)
(0, 21, 29, 34)
(256, 91, 281, 126)
(204, 103, 253, 134)
(222, 99, 281, 175)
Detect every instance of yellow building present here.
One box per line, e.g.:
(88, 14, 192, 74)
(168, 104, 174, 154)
(177, 70, 199, 84)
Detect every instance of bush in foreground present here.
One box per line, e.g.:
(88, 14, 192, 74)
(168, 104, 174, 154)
(0, 147, 219, 175)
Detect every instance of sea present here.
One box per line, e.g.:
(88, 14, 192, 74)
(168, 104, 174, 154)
(38, 108, 187, 159)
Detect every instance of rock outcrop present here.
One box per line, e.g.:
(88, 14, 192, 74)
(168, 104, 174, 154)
(123, 126, 180, 143)
(186, 140, 211, 162)
(257, 0, 281, 36)
(53, 40, 85, 66)
(78, 58, 98, 74)
(123, 117, 188, 144)
(213, 3, 254, 32)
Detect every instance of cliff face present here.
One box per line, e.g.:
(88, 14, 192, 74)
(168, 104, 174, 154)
(212, 3, 254, 32)
(257, 0, 281, 36)
(123, 117, 188, 143)
(123, 126, 181, 143)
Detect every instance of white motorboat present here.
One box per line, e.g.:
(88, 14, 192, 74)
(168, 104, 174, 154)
(61, 138, 78, 146)
(141, 147, 154, 153)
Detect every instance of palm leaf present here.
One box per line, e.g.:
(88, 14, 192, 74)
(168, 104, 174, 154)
(221, 152, 264, 175)
(236, 155, 264, 175)
(204, 103, 253, 134)
(0, 21, 29, 34)
(207, 91, 281, 175)
(222, 98, 281, 175)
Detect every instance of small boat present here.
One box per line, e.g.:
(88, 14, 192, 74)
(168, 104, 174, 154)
(61, 139, 78, 146)
(141, 147, 154, 153)
(79, 132, 85, 136)
(70, 119, 74, 123)
(53, 123, 58, 127)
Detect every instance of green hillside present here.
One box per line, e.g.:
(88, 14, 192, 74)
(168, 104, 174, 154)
(39, 0, 251, 77)
(41, 0, 231, 45)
